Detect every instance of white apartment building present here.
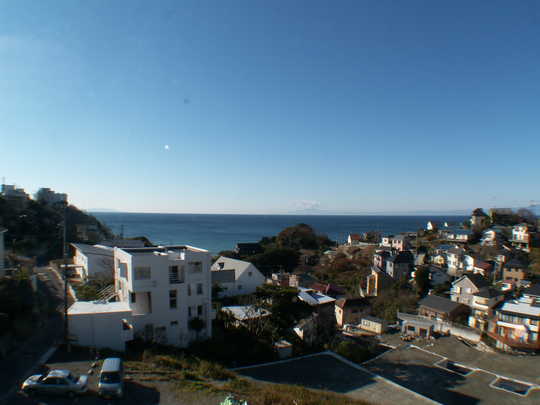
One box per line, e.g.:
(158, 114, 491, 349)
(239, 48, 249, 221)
(68, 245, 212, 351)
(35, 187, 68, 205)
(71, 243, 114, 281)
(114, 245, 212, 346)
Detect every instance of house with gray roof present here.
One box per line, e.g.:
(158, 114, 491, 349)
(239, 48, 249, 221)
(71, 243, 114, 280)
(211, 256, 265, 297)
(418, 294, 468, 321)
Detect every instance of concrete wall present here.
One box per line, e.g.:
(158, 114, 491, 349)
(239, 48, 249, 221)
(69, 311, 132, 352)
(434, 320, 482, 343)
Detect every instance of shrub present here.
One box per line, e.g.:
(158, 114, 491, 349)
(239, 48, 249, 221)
(334, 341, 371, 364)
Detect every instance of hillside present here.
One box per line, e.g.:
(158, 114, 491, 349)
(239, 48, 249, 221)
(0, 196, 113, 263)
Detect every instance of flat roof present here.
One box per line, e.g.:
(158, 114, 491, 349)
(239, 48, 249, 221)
(120, 244, 208, 254)
(499, 300, 540, 318)
(68, 301, 131, 315)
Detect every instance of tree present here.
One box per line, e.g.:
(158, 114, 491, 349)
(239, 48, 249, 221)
(248, 247, 300, 275)
(517, 208, 536, 224)
(414, 266, 430, 297)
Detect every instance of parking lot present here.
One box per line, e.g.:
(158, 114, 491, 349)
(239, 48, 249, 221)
(236, 352, 435, 405)
(6, 347, 222, 405)
(364, 343, 540, 404)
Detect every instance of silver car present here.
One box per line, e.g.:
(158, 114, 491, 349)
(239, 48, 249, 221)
(21, 369, 88, 397)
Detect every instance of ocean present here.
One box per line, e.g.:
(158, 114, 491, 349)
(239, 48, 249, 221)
(92, 213, 468, 254)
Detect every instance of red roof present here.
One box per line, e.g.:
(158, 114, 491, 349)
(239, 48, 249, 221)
(349, 234, 361, 240)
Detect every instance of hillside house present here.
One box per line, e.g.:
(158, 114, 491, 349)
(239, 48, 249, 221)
(71, 243, 114, 281)
(335, 297, 369, 328)
(418, 294, 468, 321)
(468, 287, 504, 331)
(347, 234, 362, 246)
(450, 274, 490, 306)
(471, 208, 489, 228)
(503, 258, 530, 285)
(511, 224, 536, 252)
(487, 293, 540, 352)
(211, 256, 265, 297)
(447, 247, 467, 276)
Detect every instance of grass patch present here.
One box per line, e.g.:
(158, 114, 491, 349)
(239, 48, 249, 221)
(222, 378, 370, 405)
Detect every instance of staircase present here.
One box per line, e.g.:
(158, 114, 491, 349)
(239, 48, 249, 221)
(96, 285, 117, 302)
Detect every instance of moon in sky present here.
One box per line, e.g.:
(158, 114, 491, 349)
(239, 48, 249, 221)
(164, 145, 170, 150)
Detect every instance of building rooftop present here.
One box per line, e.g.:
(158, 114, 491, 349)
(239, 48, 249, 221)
(335, 297, 368, 309)
(222, 305, 270, 321)
(524, 283, 540, 298)
(419, 294, 463, 314)
(298, 287, 336, 306)
(68, 301, 131, 315)
(121, 245, 208, 254)
(71, 243, 113, 256)
(498, 299, 540, 319)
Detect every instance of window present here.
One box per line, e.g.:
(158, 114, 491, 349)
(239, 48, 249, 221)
(130, 293, 136, 303)
(170, 321, 178, 327)
(169, 265, 182, 284)
(197, 305, 203, 316)
(237, 284, 242, 290)
(187, 284, 192, 296)
(219, 262, 224, 269)
(169, 290, 177, 309)
(188, 306, 193, 317)
(248, 271, 252, 277)
(197, 283, 203, 295)
(134, 266, 151, 280)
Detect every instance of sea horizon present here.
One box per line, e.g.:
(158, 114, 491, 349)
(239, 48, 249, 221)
(93, 212, 469, 254)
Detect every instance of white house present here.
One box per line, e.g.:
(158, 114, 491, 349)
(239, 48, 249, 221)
(0, 228, 6, 276)
(446, 247, 466, 276)
(347, 234, 361, 246)
(511, 224, 535, 252)
(71, 243, 114, 281)
(211, 256, 265, 297)
(68, 245, 212, 350)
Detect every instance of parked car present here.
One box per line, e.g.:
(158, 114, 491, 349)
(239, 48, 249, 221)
(98, 357, 124, 398)
(21, 369, 88, 397)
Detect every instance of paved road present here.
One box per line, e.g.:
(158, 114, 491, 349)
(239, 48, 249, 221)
(0, 267, 66, 404)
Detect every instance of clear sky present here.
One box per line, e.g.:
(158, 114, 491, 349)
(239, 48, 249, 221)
(1, 1, 539, 214)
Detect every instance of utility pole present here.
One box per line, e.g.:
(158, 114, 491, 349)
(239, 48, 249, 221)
(63, 201, 70, 350)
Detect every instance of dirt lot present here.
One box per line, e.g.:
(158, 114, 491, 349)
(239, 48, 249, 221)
(364, 342, 540, 405)
(7, 347, 223, 405)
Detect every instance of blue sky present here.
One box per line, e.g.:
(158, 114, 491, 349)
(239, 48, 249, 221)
(1, 1, 539, 214)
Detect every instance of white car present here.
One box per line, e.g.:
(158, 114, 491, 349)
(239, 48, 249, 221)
(21, 369, 88, 397)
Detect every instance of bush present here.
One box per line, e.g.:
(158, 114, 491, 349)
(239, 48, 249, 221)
(334, 341, 372, 364)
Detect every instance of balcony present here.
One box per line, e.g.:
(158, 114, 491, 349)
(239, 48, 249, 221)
(487, 330, 540, 350)
(132, 279, 157, 291)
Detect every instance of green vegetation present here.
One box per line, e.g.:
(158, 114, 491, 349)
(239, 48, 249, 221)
(0, 196, 113, 263)
(128, 348, 370, 405)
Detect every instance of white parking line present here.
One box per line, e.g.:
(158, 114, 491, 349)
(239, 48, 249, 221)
(408, 343, 540, 398)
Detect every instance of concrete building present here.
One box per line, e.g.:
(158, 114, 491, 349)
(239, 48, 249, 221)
(510, 224, 536, 252)
(359, 316, 387, 334)
(487, 293, 540, 352)
(211, 256, 265, 297)
(1, 184, 29, 209)
(71, 243, 114, 281)
(35, 187, 68, 205)
(68, 245, 212, 350)
(334, 297, 369, 328)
